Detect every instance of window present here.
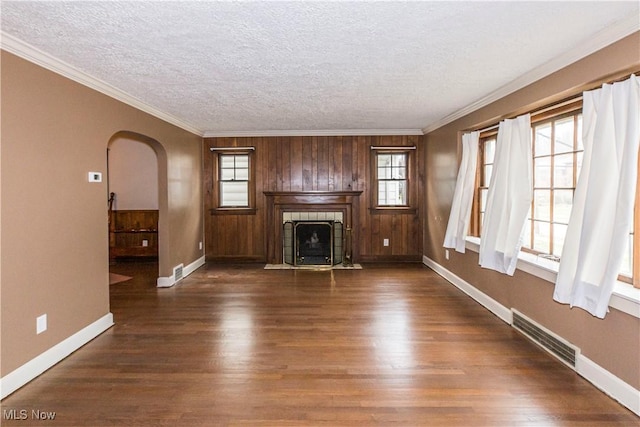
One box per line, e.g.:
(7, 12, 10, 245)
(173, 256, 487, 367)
(476, 134, 496, 233)
(523, 112, 583, 259)
(219, 154, 249, 207)
(370, 146, 417, 214)
(473, 108, 584, 257)
(471, 98, 639, 288)
(376, 152, 408, 206)
(210, 147, 256, 214)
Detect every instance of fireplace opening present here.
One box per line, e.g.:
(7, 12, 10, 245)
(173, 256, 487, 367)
(283, 220, 343, 266)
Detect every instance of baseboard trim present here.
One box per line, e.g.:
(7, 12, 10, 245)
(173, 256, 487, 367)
(156, 255, 205, 288)
(578, 355, 640, 416)
(422, 255, 512, 324)
(359, 255, 422, 263)
(0, 312, 114, 400)
(422, 254, 640, 417)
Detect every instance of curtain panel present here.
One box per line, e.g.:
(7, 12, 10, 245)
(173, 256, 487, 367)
(479, 114, 532, 275)
(444, 131, 480, 253)
(554, 75, 640, 318)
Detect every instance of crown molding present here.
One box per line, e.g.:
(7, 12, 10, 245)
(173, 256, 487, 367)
(421, 15, 640, 134)
(0, 31, 204, 137)
(203, 129, 424, 138)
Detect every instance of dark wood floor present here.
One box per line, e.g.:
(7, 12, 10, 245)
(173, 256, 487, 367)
(2, 262, 638, 426)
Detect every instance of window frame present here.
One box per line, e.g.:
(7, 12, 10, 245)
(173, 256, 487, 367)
(370, 146, 417, 214)
(471, 132, 497, 237)
(210, 147, 256, 215)
(524, 109, 583, 259)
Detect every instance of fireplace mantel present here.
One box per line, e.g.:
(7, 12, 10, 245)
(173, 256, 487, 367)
(264, 191, 362, 264)
(263, 191, 363, 204)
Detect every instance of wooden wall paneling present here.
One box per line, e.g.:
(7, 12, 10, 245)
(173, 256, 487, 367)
(281, 136, 292, 191)
(302, 136, 313, 191)
(266, 137, 278, 192)
(369, 213, 380, 256)
(342, 136, 353, 191)
(311, 136, 318, 190)
(317, 136, 329, 191)
(331, 136, 342, 191)
(275, 136, 283, 191)
(328, 136, 336, 191)
(204, 134, 423, 263)
(381, 215, 393, 256)
(290, 136, 303, 191)
(353, 138, 363, 255)
(356, 136, 369, 256)
(397, 215, 408, 255)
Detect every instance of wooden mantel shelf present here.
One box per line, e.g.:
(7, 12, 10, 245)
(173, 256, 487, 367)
(263, 190, 363, 205)
(263, 191, 363, 195)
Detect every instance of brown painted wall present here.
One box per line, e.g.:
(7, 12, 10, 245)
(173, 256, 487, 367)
(423, 33, 640, 389)
(1, 52, 204, 376)
(204, 135, 423, 262)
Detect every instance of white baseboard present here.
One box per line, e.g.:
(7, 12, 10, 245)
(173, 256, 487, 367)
(422, 254, 640, 417)
(156, 255, 205, 288)
(422, 255, 512, 324)
(0, 312, 114, 400)
(577, 355, 640, 416)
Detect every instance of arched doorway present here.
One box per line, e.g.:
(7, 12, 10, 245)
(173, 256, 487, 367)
(107, 131, 168, 282)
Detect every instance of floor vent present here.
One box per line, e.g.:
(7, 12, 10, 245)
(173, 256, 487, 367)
(173, 264, 184, 282)
(512, 310, 578, 368)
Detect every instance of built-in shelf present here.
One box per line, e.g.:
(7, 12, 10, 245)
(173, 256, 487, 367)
(109, 210, 158, 259)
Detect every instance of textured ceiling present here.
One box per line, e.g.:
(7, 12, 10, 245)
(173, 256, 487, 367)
(1, 1, 638, 136)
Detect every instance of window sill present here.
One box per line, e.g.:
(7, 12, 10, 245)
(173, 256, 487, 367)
(369, 207, 418, 215)
(210, 208, 257, 215)
(465, 236, 640, 319)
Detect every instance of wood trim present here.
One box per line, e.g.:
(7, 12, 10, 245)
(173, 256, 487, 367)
(209, 208, 258, 215)
(369, 207, 417, 215)
(359, 255, 422, 263)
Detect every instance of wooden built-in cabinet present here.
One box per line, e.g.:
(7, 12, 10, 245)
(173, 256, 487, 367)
(109, 210, 158, 259)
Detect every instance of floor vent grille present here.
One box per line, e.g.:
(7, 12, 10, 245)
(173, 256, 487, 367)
(173, 264, 184, 282)
(512, 310, 578, 368)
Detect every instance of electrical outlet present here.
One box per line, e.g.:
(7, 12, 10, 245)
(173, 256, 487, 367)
(383, 238, 389, 247)
(88, 172, 102, 182)
(36, 314, 47, 334)
(445, 249, 450, 260)
(199, 241, 203, 250)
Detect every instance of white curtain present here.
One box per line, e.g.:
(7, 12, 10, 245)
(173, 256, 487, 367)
(554, 75, 640, 318)
(444, 131, 479, 253)
(479, 114, 532, 275)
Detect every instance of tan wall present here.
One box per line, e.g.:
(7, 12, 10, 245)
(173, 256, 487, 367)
(0, 51, 204, 376)
(423, 33, 640, 389)
(108, 137, 159, 210)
